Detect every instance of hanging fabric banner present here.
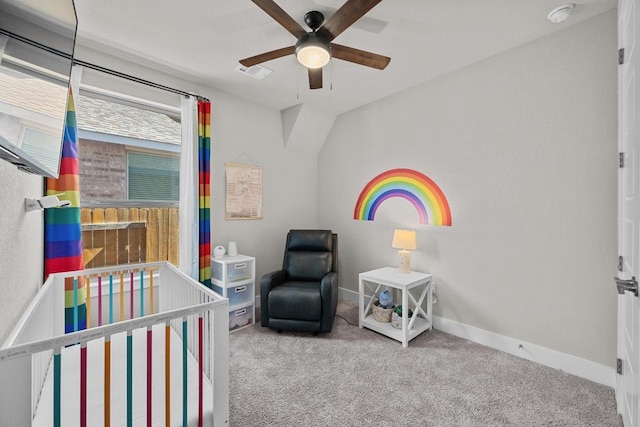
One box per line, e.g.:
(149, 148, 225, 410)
(45, 80, 85, 333)
(198, 100, 212, 288)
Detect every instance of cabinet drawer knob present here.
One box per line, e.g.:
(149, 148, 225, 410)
(234, 263, 246, 269)
(234, 308, 247, 316)
(235, 286, 247, 293)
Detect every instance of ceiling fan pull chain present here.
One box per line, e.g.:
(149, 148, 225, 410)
(330, 58, 333, 91)
(296, 63, 300, 100)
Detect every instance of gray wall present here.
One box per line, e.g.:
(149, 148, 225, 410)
(318, 11, 618, 366)
(0, 161, 44, 344)
(208, 99, 319, 277)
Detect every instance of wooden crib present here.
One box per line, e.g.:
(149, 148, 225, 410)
(0, 262, 229, 426)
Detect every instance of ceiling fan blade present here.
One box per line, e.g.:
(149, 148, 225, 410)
(308, 67, 323, 89)
(316, 0, 382, 41)
(240, 46, 296, 67)
(331, 43, 390, 70)
(251, 0, 307, 38)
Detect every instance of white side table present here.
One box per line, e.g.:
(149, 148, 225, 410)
(359, 267, 433, 347)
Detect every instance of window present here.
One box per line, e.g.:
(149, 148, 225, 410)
(20, 126, 63, 172)
(75, 87, 181, 203)
(127, 151, 179, 201)
(75, 86, 182, 268)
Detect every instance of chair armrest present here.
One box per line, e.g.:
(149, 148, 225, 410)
(320, 271, 338, 295)
(261, 269, 287, 292)
(320, 272, 339, 332)
(260, 270, 287, 326)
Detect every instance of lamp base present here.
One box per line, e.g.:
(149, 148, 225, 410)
(397, 250, 411, 274)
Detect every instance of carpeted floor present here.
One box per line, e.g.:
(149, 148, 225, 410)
(229, 301, 622, 427)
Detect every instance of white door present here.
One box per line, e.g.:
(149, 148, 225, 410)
(617, 0, 640, 425)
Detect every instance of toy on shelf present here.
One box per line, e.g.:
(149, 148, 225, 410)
(378, 290, 394, 309)
(391, 305, 415, 330)
(372, 289, 395, 323)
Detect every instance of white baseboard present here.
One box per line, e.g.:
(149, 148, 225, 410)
(337, 287, 615, 387)
(339, 287, 359, 303)
(433, 316, 615, 387)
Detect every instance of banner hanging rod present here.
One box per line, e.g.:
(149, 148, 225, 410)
(0, 28, 209, 101)
(72, 58, 209, 101)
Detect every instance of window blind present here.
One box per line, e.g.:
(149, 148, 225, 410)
(127, 151, 179, 201)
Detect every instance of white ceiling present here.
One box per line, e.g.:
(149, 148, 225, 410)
(73, 0, 616, 116)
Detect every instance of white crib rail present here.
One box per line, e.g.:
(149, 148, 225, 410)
(0, 262, 229, 427)
(1, 268, 63, 421)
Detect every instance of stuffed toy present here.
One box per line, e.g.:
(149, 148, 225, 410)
(378, 290, 393, 309)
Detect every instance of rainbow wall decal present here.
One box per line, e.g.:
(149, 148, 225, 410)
(353, 168, 452, 226)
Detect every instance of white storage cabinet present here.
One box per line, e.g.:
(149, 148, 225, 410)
(211, 254, 256, 331)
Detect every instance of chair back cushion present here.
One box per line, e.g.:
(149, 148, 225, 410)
(284, 230, 334, 281)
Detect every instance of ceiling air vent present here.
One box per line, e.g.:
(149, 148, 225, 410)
(235, 64, 272, 80)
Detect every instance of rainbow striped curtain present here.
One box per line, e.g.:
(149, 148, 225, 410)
(45, 87, 85, 333)
(198, 100, 211, 287)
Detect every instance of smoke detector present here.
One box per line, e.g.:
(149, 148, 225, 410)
(548, 4, 576, 23)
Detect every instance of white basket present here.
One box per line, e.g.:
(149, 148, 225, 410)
(372, 301, 394, 322)
(391, 312, 415, 330)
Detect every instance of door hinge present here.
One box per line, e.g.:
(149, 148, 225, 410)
(619, 48, 625, 65)
(615, 276, 639, 297)
(617, 358, 623, 375)
(618, 256, 624, 271)
(619, 153, 625, 168)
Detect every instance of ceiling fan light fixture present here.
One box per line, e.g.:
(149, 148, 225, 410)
(295, 33, 330, 69)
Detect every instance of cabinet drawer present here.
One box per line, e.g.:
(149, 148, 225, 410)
(229, 283, 252, 306)
(212, 259, 253, 282)
(229, 307, 252, 330)
(212, 282, 253, 307)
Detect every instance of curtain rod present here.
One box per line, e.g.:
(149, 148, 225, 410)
(72, 58, 209, 101)
(0, 28, 209, 102)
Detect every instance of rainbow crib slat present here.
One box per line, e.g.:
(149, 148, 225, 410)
(80, 343, 87, 427)
(49, 266, 210, 426)
(73, 278, 79, 331)
(105, 337, 111, 427)
(120, 272, 125, 322)
(165, 323, 171, 425)
(140, 271, 145, 317)
(183, 319, 188, 427)
(98, 276, 103, 327)
(146, 326, 152, 427)
(53, 350, 61, 427)
(127, 331, 133, 427)
(130, 272, 134, 319)
(198, 316, 204, 427)
(109, 275, 114, 324)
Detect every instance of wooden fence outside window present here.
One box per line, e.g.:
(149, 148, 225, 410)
(80, 207, 179, 268)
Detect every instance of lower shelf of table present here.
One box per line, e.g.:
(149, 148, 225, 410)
(360, 314, 431, 344)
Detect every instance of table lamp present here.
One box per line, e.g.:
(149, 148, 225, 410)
(392, 229, 417, 273)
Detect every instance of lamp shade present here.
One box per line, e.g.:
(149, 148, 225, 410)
(295, 33, 330, 69)
(392, 229, 417, 250)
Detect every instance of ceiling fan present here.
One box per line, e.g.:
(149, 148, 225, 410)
(239, 0, 391, 90)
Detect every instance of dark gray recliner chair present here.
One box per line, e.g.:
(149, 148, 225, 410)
(260, 230, 338, 333)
